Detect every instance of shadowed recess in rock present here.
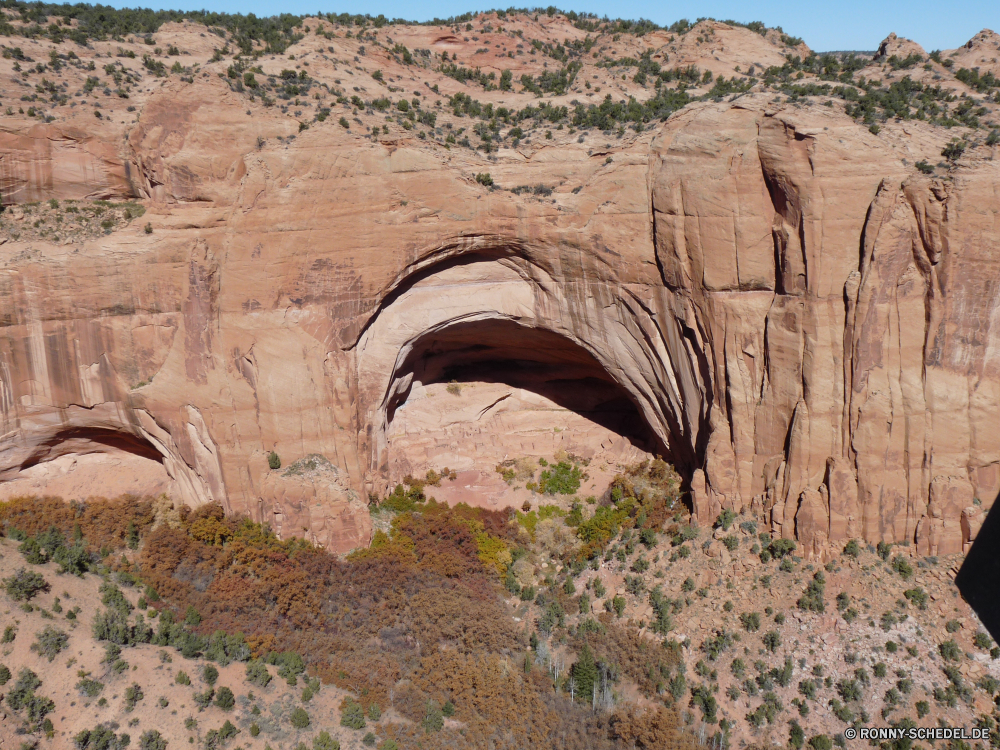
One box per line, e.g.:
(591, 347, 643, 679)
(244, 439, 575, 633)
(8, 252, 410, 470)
(15, 426, 165, 471)
(956, 489, 1000, 644)
(385, 318, 670, 460)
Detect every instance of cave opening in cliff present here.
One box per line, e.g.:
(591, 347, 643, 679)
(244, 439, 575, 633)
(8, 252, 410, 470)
(0, 426, 173, 503)
(381, 318, 672, 504)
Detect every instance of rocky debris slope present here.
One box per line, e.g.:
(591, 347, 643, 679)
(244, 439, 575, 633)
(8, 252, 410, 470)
(0, 11, 999, 556)
(0, 537, 374, 750)
(509, 504, 999, 746)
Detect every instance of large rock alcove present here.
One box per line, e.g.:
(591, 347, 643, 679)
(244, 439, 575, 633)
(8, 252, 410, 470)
(353, 249, 696, 498)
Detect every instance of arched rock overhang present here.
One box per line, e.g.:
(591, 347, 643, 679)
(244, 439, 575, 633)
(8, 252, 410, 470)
(350, 237, 712, 492)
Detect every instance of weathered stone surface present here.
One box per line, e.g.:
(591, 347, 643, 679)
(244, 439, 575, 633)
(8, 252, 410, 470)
(1, 21, 998, 557)
(0, 124, 135, 203)
(260, 455, 370, 554)
(875, 32, 926, 61)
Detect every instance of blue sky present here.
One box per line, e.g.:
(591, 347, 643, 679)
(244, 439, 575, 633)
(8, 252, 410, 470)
(104, 0, 998, 52)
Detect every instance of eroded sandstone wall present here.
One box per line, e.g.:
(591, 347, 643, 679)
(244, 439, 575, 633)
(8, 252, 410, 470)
(651, 99, 999, 557)
(0, 83, 997, 557)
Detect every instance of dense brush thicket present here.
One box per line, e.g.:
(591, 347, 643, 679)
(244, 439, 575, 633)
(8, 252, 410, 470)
(0, 493, 695, 750)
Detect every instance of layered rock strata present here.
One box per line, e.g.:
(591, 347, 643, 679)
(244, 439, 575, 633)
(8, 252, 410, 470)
(1, 82, 998, 557)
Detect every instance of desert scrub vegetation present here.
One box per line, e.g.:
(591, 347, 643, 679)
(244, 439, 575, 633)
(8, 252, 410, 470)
(75, 726, 132, 750)
(0, 483, 700, 749)
(538, 460, 583, 494)
(5, 667, 55, 731)
(0, 494, 600, 748)
(573, 458, 683, 561)
(31, 624, 69, 661)
(3, 566, 50, 600)
(0, 199, 146, 244)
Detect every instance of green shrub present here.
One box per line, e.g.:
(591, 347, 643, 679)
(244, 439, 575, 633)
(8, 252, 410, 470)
(139, 730, 167, 750)
(978, 675, 1000, 695)
(942, 140, 966, 161)
(340, 697, 366, 729)
(790, 720, 805, 749)
(809, 735, 833, 750)
(538, 461, 581, 494)
(798, 679, 817, 700)
(763, 631, 781, 653)
(1, 624, 15, 643)
(742, 613, 762, 635)
(368, 703, 381, 721)
(203, 664, 219, 685)
(175, 671, 191, 685)
(903, 586, 928, 609)
(6, 667, 54, 723)
(611, 595, 626, 617)
(290, 707, 310, 729)
(422, 700, 444, 732)
(246, 659, 272, 687)
(124, 683, 144, 711)
(75, 726, 130, 750)
(31, 625, 69, 661)
(214, 686, 235, 710)
(769, 538, 797, 559)
(576, 504, 628, 553)
(268, 451, 281, 470)
(797, 572, 825, 612)
(715, 509, 737, 531)
(313, 731, 340, 750)
(842, 540, 861, 558)
(836, 679, 862, 702)
(939, 640, 961, 661)
(4, 568, 50, 601)
(0, 664, 10, 685)
(702, 629, 735, 661)
(76, 676, 105, 698)
(672, 525, 700, 546)
(475, 172, 494, 187)
(891, 556, 913, 580)
(690, 683, 718, 722)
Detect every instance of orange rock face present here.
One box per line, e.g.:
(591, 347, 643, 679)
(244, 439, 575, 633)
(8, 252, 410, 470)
(1, 17, 998, 556)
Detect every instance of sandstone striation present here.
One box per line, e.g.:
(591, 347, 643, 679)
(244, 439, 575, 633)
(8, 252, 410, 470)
(1, 13, 999, 556)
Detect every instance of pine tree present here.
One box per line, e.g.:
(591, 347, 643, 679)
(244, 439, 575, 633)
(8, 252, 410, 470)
(126, 522, 139, 550)
(571, 645, 598, 703)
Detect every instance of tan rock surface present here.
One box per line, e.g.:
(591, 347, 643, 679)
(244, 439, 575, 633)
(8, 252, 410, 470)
(875, 32, 926, 61)
(0, 14, 999, 556)
(945, 28, 1000, 76)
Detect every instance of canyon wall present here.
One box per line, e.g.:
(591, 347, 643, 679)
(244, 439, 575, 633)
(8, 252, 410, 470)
(1, 81, 997, 556)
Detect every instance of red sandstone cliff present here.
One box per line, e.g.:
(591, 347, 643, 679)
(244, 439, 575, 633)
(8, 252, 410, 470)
(1, 15, 998, 556)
